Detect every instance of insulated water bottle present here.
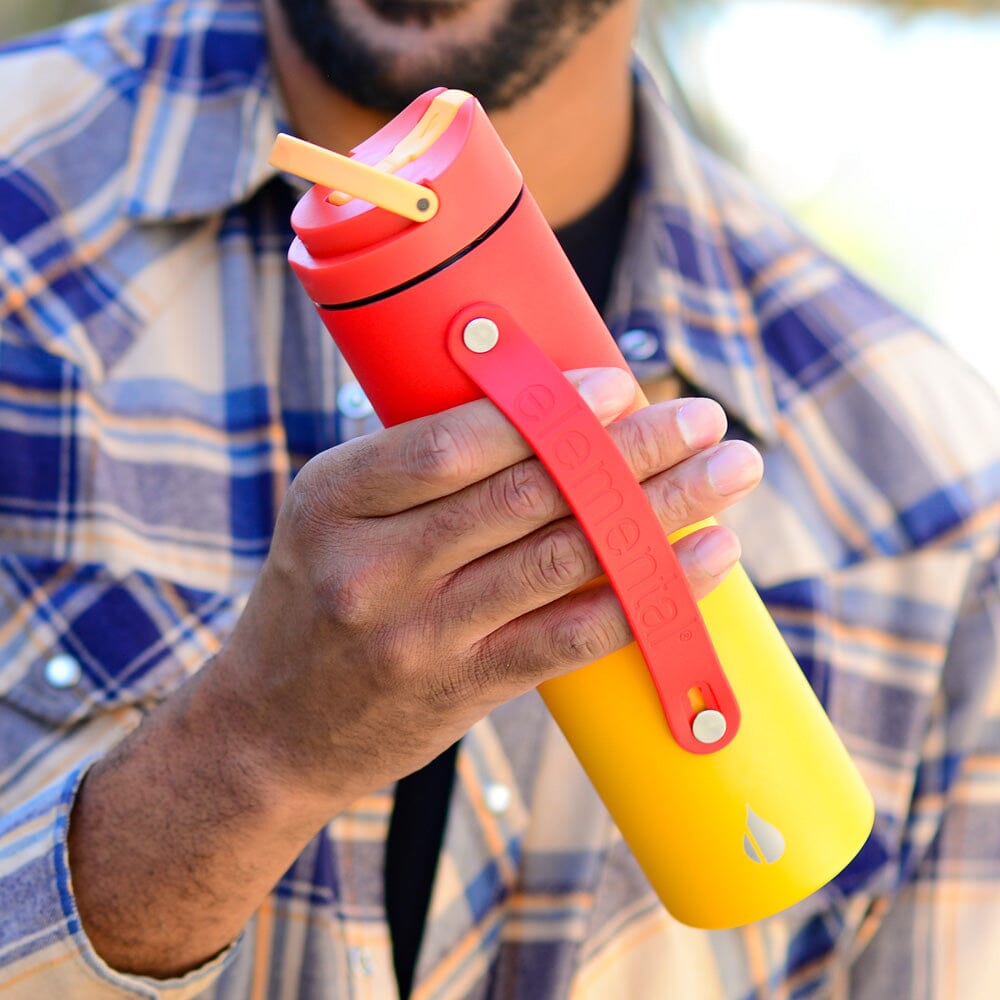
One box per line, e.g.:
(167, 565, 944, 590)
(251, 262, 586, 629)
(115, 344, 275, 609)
(269, 88, 874, 929)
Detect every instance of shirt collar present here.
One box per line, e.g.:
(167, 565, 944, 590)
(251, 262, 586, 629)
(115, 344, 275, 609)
(607, 69, 781, 445)
(121, 0, 282, 221)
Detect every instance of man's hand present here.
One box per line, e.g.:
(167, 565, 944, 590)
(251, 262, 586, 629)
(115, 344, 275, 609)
(68, 368, 762, 977)
(219, 367, 761, 809)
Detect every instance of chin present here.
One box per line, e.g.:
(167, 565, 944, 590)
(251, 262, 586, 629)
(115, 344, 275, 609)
(280, 0, 616, 112)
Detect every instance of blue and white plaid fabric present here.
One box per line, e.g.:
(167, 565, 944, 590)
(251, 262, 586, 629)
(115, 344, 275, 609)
(1, 1, 999, 997)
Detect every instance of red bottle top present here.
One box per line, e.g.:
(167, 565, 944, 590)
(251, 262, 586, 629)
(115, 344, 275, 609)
(283, 89, 523, 306)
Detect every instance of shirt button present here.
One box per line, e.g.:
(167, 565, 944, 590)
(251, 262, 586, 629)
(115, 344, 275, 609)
(484, 782, 512, 815)
(43, 653, 82, 689)
(337, 382, 374, 420)
(619, 328, 660, 362)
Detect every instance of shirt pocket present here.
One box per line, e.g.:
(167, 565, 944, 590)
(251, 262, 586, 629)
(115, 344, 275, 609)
(0, 553, 245, 794)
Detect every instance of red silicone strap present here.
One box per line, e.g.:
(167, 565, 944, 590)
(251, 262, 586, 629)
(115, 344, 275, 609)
(447, 304, 740, 754)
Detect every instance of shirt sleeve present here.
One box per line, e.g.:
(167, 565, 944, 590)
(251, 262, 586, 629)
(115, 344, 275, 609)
(0, 551, 247, 997)
(0, 762, 242, 998)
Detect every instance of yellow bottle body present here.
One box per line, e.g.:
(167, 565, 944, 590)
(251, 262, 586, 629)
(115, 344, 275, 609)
(539, 552, 874, 929)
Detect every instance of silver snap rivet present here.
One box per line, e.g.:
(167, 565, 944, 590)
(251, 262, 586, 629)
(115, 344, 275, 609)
(484, 782, 512, 815)
(692, 709, 727, 745)
(43, 653, 82, 689)
(463, 317, 500, 354)
(619, 328, 659, 362)
(337, 382, 375, 419)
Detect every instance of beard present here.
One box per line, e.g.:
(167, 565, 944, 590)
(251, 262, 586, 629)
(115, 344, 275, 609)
(275, 0, 621, 112)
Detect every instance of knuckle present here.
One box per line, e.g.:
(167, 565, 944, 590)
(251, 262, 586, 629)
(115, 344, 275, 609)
(421, 660, 464, 706)
(647, 473, 697, 530)
(422, 656, 487, 711)
(402, 418, 478, 486)
(368, 624, 422, 693)
(548, 611, 619, 666)
(313, 562, 379, 628)
(283, 460, 340, 535)
(614, 415, 666, 477)
(492, 462, 557, 525)
(288, 439, 379, 525)
(465, 636, 527, 703)
(420, 503, 476, 548)
(525, 525, 591, 594)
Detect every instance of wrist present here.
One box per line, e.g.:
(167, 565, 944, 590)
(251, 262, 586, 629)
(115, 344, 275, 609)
(195, 646, 351, 832)
(66, 662, 329, 978)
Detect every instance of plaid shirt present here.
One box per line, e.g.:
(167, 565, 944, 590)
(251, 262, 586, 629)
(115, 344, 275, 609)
(1, 1, 999, 997)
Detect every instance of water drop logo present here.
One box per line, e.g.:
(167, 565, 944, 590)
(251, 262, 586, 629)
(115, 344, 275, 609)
(743, 805, 785, 864)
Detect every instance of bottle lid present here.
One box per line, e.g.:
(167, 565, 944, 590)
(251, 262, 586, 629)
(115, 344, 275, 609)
(269, 88, 524, 307)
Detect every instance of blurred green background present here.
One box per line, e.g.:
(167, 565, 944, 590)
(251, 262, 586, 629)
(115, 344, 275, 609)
(0, 1, 112, 40)
(3, 0, 998, 388)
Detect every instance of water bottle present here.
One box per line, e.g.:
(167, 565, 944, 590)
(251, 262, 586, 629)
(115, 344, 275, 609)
(269, 88, 873, 929)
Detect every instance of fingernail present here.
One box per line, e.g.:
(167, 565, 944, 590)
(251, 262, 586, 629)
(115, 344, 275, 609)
(707, 441, 762, 496)
(677, 398, 726, 449)
(577, 368, 636, 419)
(694, 530, 741, 577)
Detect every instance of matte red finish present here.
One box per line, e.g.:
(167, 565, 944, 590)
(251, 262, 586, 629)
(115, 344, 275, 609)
(303, 184, 631, 427)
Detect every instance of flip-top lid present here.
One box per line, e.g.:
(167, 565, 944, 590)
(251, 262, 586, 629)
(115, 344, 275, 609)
(270, 88, 524, 306)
